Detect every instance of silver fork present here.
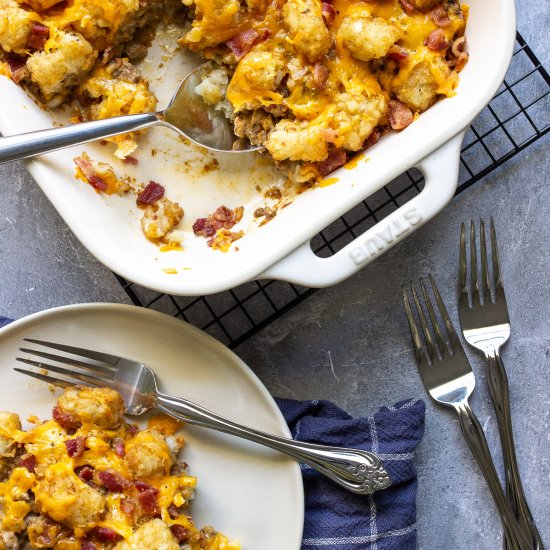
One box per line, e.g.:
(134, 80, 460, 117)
(403, 276, 533, 550)
(459, 219, 543, 550)
(14, 338, 391, 496)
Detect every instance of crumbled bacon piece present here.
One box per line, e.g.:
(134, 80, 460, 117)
(321, 2, 336, 25)
(135, 481, 160, 516)
(388, 100, 414, 130)
(193, 205, 243, 238)
(226, 29, 269, 61)
(65, 437, 86, 458)
(168, 503, 182, 519)
(74, 155, 108, 192)
(170, 525, 190, 543)
(313, 63, 330, 91)
(52, 405, 79, 429)
(192, 217, 213, 237)
(98, 469, 131, 492)
(27, 22, 50, 50)
(386, 45, 409, 62)
(134, 480, 153, 492)
(363, 127, 381, 149)
(16, 453, 36, 473)
(113, 438, 125, 457)
(76, 465, 94, 484)
(96, 527, 122, 542)
(136, 181, 164, 206)
(448, 36, 469, 71)
(430, 4, 451, 27)
(424, 29, 449, 51)
(123, 156, 139, 165)
(127, 424, 139, 435)
(399, 0, 414, 15)
(6, 55, 29, 84)
(316, 149, 347, 177)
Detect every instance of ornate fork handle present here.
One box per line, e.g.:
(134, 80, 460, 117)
(156, 392, 391, 495)
(486, 350, 544, 549)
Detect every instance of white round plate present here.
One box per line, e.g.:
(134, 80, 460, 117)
(0, 303, 304, 549)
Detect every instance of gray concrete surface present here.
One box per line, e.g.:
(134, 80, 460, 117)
(0, 3, 548, 548)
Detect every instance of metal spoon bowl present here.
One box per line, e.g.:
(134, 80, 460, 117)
(0, 62, 260, 165)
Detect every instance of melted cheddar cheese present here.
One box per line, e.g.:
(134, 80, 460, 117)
(0, 388, 240, 550)
(187, 0, 467, 174)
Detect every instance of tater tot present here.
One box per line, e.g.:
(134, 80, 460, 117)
(125, 429, 173, 479)
(0, 0, 33, 55)
(227, 49, 286, 112)
(114, 519, 179, 550)
(0, 412, 21, 457)
(34, 466, 105, 529)
(395, 61, 438, 112)
(26, 30, 96, 105)
(266, 121, 328, 162)
(141, 197, 184, 240)
(321, 92, 387, 151)
(338, 13, 402, 61)
(56, 387, 125, 429)
(282, 0, 331, 62)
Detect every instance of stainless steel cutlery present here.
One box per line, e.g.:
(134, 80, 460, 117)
(458, 219, 543, 549)
(15, 338, 390, 496)
(403, 275, 532, 550)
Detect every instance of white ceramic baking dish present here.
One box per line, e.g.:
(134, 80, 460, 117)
(0, 0, 516, 296)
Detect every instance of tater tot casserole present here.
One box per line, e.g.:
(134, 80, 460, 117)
(0, 0, 467, 246)
(0, 387, 240, 549)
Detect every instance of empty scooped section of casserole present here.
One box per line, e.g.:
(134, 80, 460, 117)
(188, 0, 468, 181)
(0, 386, 240, 549)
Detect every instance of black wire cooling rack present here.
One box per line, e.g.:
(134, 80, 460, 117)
(115, 32, 550, 349)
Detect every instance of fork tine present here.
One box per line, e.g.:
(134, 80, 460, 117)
(23, 339, 121, 367)
(429, 274, 464, 352)
(469, 220, 480, 305)
(458, 222, 468, 301)
(490, 217, 503, 291)
(16, 358, 107, 386)
(419, 277, 446, 356)
(411, 283, 438, 363)
(402, 286, 425, 364)
(19, 348, 115, 377)
(479, 219, 490, 303)
(14, 367, 74, 389)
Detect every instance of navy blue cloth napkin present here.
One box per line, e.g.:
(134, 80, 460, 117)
(275, 397, 425, 550)
(0, 316, 425, 549)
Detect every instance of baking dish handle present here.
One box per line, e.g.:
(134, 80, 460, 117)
(259, 132, 464, 287)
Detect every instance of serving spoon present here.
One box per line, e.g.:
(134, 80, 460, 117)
(0, 62, 260, 165)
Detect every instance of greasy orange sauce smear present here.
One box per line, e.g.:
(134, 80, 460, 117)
(159, 243, 184, 252)
(162, 268, 178, 274)
(319, 177, 340, 188)
(344, 153, 365, 170)
(148, 414, 184, 435)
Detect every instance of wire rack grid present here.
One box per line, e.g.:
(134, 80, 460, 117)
(115, 32, 550, 349)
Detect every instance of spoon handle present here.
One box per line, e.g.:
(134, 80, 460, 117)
(0, 113, 159, 164)
(156, 392, 391, 495)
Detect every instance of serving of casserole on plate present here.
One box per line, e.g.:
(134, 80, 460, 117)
(0, 386, 240, 549)
(0, 0, 515, 295)
(0, 304, 304, 549)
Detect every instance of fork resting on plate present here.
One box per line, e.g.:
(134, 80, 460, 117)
(15, 339, 390, 496)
